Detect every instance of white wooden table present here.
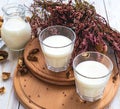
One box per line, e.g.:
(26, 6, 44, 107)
(0, 0, 120, 109)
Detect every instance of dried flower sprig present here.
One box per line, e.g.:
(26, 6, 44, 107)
(30, 0, 120, 76)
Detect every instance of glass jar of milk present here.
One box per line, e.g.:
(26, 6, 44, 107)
(73, 51, 113, 102)
(39, 25, 76, 72)
(1, 4, 31, 51)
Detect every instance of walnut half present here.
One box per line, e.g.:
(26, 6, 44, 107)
(0, 86, 5, 94)
(2, 72, 11, 80)
(0, 50, 8, 62)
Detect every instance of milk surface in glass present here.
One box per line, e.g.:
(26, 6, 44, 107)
(75, 61, 110, 99)
(42, 35, 73, 68)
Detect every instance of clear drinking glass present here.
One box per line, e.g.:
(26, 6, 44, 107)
(1, 3, 31, 51)
(39, 25, 76, 72)
(73, 51, 113, 102)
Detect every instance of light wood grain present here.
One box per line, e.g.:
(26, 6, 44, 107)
(13, 66, 120, 109)
(24, 38, 75, 85)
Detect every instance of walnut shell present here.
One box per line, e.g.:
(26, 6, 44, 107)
(0, 50, 8, 62)
(2, 72, 11, 80)
(0, 86, 5, 94)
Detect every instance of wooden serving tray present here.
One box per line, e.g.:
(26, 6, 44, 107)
(14, 38, 120, 109)
(24, 38, 74, 85)
(13, 66, 120, 109)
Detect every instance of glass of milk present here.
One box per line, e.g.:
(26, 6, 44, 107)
(39, 25, 76, 72)
(73, 51, 113, 102)
(1, 4, 31, 51)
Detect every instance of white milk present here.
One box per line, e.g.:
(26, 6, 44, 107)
(1, 17, 31, 50)
(74, 61, 110, 98)
(42, 35, 73, 68)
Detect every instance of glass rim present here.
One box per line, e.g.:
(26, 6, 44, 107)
(73, 51, 113, 79)
(2, 3, 25, 16)
(39, 25, 76, 48)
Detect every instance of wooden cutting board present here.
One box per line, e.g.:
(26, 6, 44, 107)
(24, 38, 74, 85)
(13, 66, 120, 109)
(14, 38, 120, 109)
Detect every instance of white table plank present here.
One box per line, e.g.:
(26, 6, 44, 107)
(104, 0, 120, 32)
(0, 48, 20, 109)
(103, 0, 120, 109)
(87, 0, 108, 21)
(0, 0, 32, 109)
(109, 87, 120, 109)
(8, 0, 33, 6)
(19, 104, 25, 109)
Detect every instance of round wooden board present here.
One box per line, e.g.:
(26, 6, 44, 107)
(13, 67, 120, 109)
(24, 38, 74, 85)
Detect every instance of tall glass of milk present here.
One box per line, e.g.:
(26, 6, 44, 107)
(1, 4, 31, 51)
(73, 51, 113, 102)
(39, 25, 76, 72)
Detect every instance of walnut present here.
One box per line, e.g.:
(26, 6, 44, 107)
(0, 22, 2, 27)
(18, 58, 23, 67)
(0, 16, 3, 37)
(66, 71, 70, 79)
(0, 86, 5, 94)
(27, 54, 38, 61)
(0, 50, 8, 62)
(0, 16, 3, 22)
(29, 48, 39, 55)
(32, 35, 35, 39)
(18, 65, 28, 75)
(27, 48, 39, 62)
(25, 16, 31, 22)
(2, 72, 11, 80)
(18, 57, 28, 75)
(0, 56, 4, 60)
